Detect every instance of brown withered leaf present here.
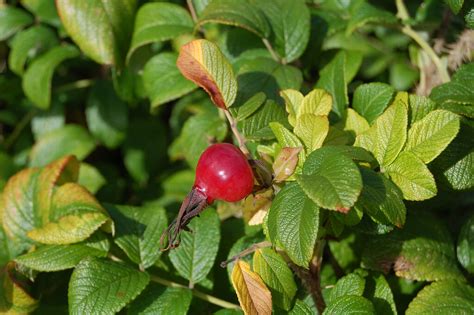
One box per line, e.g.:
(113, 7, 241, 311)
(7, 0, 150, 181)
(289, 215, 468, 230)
(272, 147, 302, 182)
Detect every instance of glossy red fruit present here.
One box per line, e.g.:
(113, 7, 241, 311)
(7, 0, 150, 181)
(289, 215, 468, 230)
(194, 143, 254, 203)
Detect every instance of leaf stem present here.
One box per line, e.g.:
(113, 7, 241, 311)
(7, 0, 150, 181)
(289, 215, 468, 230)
(262, 38, 282, 64)
(149, 275, 241, 310)
(220, 241, 272, 267)
(3, 109, 36, 151)
(187, 0, 199, 24)
(55, 79, 94, 93)
(223, 109, 250, 157)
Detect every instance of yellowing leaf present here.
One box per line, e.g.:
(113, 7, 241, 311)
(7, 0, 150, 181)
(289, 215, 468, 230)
(232, 260, 272, 315)
(280, 89, 304, 126)
(344, 108, 370, 137)
(299, 89, 332, 117)
(177, 39, 237, 109)
(294, 114, 329, 152)
(273, 147, 302, 182)
(0, 262, 38, 314)
(243, 189, 273, 225)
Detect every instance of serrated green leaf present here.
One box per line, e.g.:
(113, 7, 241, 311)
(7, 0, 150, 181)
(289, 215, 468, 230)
(324, 295, 375, 315)
(270, 122, 306, 165)
(169, 209, 220, 285)
(128, 284, 192, 315)
(0, 262, 39, 313)
(289, 300, 314, 315)
(8, 25, 59, 75)
(15, 244, 107, 272)
(0, 5, 33, 41)
(294, 114, 329, 152)
(144, 53, 197, 110)
(106, 204, 167, 269)
(328, 273, 365, 305)
(198, 0, 270, 38)
(443, 0, 464, 14)
(356, 168, 406, 227)
(281, 89, 304, 127)
(408, 94, 437, 125)
(30, 125, 96, 167)
(239, 100, 287, 140)
(235, 92, 266, 121)
(405, 110, 460, 163)
(68, 257, 149, 315)
(385, 152, 437, 201)
(353, 83, 395, 124)
(267, 183, 319, 267)
(297, 146, 363, 212)
(253, 248, 297, 310)
(364, 273, 397, 315)
(299, 88, 333, 117)
(127, 2, 193, 62)
(362, 211, 464, 281)
(407, 281, 474, 315)
(22, 45, 80, 109)
(86, 80, 128, 149)
(56, 0, 136, 65)
(457, 214, 474, 274)
(254, 0, 310, 62)
(177, 39, 237, 109)
(346, 1, 397, 35)
(430, 63, 474, 106)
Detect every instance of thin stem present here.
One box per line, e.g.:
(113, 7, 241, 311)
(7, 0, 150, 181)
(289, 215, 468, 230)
(262, 38, 282, 63)
(55, 79, 94, 93)
(4, 110, 36, 150)
(220, 241, 272, 267)
(150, 275, 241, 310)
(395, 0, 410, 21)
(223, 109, 250, 157)
(187, 0, 198, 24)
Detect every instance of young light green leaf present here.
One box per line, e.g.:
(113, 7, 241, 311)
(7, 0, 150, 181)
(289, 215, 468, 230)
(356, 168, 406, 227)
(68, 257, 149, 315)
(324, 295, 375, 315)
(78, 163, 106, 194)
(267, 182, 319, 267)
(106, 204, 167, 269)
(443, 0, 465, 14)
(343, 108, 370, 137)
(273, 147, 302, 182)
(8, 25, 58, 75)
(22, 45, 80, 109)
(457, 214, 474, 274)
(270, 122, 306, 164)
(362, 211, 463, 281)
(143, 53, 197, 110)
(177, 39, 237, 109)
(56, 0, 136, 65)
(169, 209, 220, 285)
(385, 152, 437, 201)
(299, 89, 333, 117)
(127, 2, 194, 62)
(346, 1, 397, 35)
(297, 146, 363, 212)
(408, 94, 437, 125)
(328, 273, 366, 304)
(15, 244, 107, 272)
(253, 248, 297, 311)
(0, 5, 33, 41)
(406, 281, 474, 315)
(280, 89, 304, 126)
(86, 80, 128, 149)
(198, 0, 270, 38)
(294, 114, 329, 152)
(352, 83, 395, 124)
(30, 125, 96, 167)
(405, 110, 460, 164)
(128, 284, 192, 315)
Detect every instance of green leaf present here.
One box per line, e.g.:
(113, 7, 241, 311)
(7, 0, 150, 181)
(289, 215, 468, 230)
(280, 89, 304, 126)
(373, 97, 408, 166)
(30, 125, 96, 167)
(21, 0, 60, 26)
(68, 257, 149, 315)
(31, 101, 65, 140)
(8, 25, 59, 75)
(443, 0, 464, 14)
(236, 92, 266, 121)
(457, 214, 474, 274)
(143, 53, 197, 110)
(407, 281, 474, 315)
(405, 109, 460, 163)
(267, 183, 319, 267)
(240, 100, 287, 140)
(299, 89, 333, 117)
(289, 300, 314, 315)
(364, 273, 397, 315)
(0, 262, 39, 313)
(226, 232, 265, 279)
(106, 204, 167, 269)
(324, 295, 375, 315)
(352, 83, 395, 124)
(56, 0, 136, 65)
(127, 2, 194, 62)
(22, 45, 80, 109)
(297, 146, 363, 212)
(408, 94, 436, 125)
(466, 8, 474, 28)
(343, 108, 370, 138)
(253, 248, 297, 310)
(295, 114, 329, 152)
(254, 0, 310, 62)
(346, 1, 397, 35)
(430, 63, 474, 106)
(177, 39, 237, 109)
(86, 80, 128, 149)
(362, 211, 464, 281)
(270, 122, 306, 164)
(355, 168, 406, 227)
(385, 152, 437, 201)
(78, 163, 106, 194)
(0, 5, 33, 41)
(169, 209, 220, 285)
(15, 244, 107, 272)
(0, 226, 25, 266)
(128, 284, 192, 315)
(328, 273, 365, 304)
(198, 0, 270, 38)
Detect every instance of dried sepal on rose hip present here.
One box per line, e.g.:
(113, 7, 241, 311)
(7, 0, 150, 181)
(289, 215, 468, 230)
(161, 143, 254, 250)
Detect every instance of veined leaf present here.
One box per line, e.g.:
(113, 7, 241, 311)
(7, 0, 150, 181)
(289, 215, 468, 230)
(328, 273, 365, 304)
(280, 89, 304, 126)
(231, 260, 272, 315)
(366, 273, 397, 315)
(270, 122, 306, 165)
(346, 1, 397, 35)
(457, 214, 474, 274)
(408, 94, 436, 125)
(128, 284, 192, 315)
(289, 300, 314, 315)
(295, 114, 329, 152)
(240, 100, 287, 140)
(324, 295, 375, 315)
(299, 89, 333, 117)
(352, 83, 395, 124)
(235, 92, 266, 121)
(0, 262, 38, 314)
(22, 45, 80, 109)
(68, 257, 149, 315)
(344, 108, 370, 137)
(0, 5, 33, 41)
(273, 147, 302, 182)
(177, 39, 237, 109)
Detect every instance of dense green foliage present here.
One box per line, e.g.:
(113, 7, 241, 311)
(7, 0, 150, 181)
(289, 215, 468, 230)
(0, 0, 473, 314)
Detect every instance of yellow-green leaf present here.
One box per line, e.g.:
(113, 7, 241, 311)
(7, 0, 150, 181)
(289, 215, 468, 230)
(299, 89, 332, 117)
(0, 262, 38, 314)
(273, 147, 302, 182)
(270, 122, 306, 165)
(294, 114, 329, 152)
(177, 39, 237, 109)
(280, 89, 304, 127)
(344, 108, 370, 137)
(231, 260, 272, 315)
